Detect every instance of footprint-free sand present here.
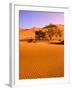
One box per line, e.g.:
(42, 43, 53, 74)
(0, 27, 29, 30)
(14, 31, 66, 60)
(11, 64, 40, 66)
(19, 41, 64, 79)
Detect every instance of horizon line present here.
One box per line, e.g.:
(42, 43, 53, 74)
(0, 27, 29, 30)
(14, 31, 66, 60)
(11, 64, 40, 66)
(19, 23, 64, 30)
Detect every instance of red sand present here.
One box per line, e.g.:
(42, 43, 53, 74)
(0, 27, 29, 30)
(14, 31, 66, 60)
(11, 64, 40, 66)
(19, 42, 64, 79)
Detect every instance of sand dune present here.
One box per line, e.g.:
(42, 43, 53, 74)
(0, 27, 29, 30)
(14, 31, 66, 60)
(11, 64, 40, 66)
(19, 24, 64, 41)
(19, 42, 64, 79)
(19, 24, 64, 79)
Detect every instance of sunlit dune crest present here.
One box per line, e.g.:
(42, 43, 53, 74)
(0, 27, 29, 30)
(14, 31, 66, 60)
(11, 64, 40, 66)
(19, 24, 64, 41)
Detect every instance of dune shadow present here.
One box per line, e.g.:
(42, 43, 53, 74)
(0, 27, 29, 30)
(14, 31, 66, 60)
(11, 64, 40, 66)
(50, 41, 64, 45)
(19, 39, 64, 45)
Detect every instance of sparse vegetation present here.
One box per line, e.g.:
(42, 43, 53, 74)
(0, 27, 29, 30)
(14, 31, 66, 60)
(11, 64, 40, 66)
(20, 24, 64, 44)
(34, 24, 63, 43)
(35, 30, 46, 40)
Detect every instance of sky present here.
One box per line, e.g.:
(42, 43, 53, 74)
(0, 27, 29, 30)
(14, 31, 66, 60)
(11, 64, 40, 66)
(19, 10, 64, 29)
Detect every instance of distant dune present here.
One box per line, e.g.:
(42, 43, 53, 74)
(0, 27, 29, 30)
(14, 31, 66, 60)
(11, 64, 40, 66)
(19, 28, 35, 40)
(19, 24, 64, 41)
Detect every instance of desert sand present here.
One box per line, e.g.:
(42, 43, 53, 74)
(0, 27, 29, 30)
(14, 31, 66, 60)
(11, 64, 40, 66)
(19, 41, 64, 79)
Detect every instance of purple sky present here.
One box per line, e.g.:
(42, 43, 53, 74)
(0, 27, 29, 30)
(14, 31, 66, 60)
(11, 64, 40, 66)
(19, 10, 64, 29)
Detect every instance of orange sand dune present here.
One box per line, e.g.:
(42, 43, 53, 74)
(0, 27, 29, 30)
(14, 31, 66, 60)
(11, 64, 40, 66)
(19, 42, 64, 79)
(19, 24, 64, 41)
(19, 29, 35, 40)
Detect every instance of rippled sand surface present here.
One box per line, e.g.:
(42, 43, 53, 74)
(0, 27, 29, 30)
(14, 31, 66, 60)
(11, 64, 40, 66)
(19, 42, 64, 79)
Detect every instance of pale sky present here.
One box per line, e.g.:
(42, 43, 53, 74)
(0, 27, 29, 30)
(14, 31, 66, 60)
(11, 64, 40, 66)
(19, 10, 64, 29)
